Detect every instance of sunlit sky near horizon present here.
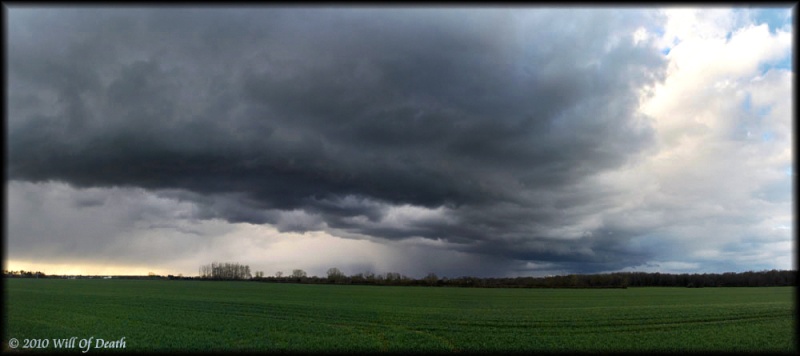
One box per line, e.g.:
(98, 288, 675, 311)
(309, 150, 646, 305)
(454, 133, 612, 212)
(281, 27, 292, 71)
(6, 6, 795, 278)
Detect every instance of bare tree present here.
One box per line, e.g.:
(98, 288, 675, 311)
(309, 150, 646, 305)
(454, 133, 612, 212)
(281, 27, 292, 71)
(276, 271, 283, 278)
(199, 264, 212, 279)
(199, 262, 252, 280)
(327, 267, 343, 279)
(327, 267, 347, 283)
(292, 269, 307, 278)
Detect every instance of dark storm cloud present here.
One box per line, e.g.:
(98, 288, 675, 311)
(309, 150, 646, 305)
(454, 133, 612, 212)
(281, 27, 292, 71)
(8, 7, 667, 272)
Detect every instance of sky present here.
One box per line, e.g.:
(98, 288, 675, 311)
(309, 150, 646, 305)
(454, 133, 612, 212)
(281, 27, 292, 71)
(5, 6, 795, 278)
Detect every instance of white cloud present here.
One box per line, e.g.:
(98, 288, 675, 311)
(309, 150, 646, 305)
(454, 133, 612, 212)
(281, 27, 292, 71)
(599, 7, 794, 272)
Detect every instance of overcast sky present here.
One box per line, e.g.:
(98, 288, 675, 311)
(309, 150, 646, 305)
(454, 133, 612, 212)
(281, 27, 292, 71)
(6, 6, 794, 278)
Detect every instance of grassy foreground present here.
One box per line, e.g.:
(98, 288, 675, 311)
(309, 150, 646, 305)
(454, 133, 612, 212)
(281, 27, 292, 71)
(4, 279, 795, 353)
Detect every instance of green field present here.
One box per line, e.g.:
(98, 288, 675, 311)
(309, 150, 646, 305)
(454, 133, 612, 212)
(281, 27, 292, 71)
(4, 279, 795, 353)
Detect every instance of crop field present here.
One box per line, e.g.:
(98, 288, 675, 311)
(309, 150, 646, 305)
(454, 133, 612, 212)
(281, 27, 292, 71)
(4, 279, 795, 353)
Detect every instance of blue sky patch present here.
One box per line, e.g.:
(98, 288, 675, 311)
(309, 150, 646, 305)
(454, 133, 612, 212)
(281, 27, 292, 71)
(757, 105, 772, 117)
(758, 55, 793, 73)
(741, 92, 752, 111)
(750, 7, 793, 34)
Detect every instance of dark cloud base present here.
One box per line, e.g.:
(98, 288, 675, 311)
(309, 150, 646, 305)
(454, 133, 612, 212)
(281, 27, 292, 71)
(8, 8, 669, 273)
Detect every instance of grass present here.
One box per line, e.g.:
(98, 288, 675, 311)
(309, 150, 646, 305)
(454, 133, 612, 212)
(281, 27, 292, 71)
(4, 279, 796, 353)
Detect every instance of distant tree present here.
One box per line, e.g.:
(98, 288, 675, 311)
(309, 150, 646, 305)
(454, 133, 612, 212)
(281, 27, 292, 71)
(350, 273, 365, 284)
(292, 269, 307, 278)
(327, 268, 345, 283)
(568, 274, 580, 288)
(276, 271, 284, 278)
(385, 272, 401, 284)
(327, 267, 343, 278)
(424, 273, 438, 286)
(199, 264, 211, 279)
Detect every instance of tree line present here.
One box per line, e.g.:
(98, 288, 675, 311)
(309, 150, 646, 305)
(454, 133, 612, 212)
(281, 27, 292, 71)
(4, 270, 46, 278)
(6, 267, 796, 288)
(198, 262, 251, 280)
(241, 267, 796, 288)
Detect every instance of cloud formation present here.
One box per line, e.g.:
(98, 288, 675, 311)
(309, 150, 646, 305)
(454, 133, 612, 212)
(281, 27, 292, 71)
(7, 7, 793, 276)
